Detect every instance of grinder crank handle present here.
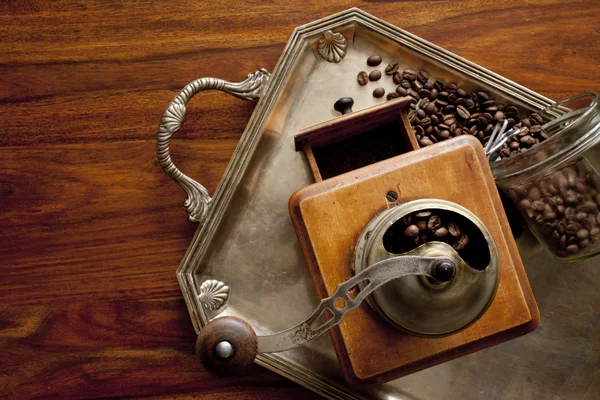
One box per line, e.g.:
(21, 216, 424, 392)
(196, 255, 456, 374)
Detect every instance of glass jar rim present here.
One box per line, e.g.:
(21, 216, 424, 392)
(492, 92, 600, 183)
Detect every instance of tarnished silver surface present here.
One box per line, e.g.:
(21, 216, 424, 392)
(257, 254, 453, 353)
(355, 199, 500, 337)
(156, 69, 270, 224)
(166, 8, 600, 400)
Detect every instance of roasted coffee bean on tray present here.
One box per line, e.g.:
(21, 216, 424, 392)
(403, 71, 549, 158)
(385, 61, 399, 75)
(373, 87, 385, 98)
(508, 162, 600, 258)
(355, 58, 549, 159)
(369, 70, 382, 81)
(357, 71, 369, 86)
(367, 55, 382, 66)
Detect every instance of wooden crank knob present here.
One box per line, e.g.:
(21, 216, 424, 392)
(334, 97, 354, 115)
(196, 316, 258, 374)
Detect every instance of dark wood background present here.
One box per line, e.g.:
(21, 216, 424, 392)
(1, 1, 599, 398)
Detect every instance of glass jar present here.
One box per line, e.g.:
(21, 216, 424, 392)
(492, 93, 600, 261)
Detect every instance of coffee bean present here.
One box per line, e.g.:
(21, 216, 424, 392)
(519, 135, 537, 147)
(427, 215, 442, 231)
(419, 137, 434, 146)
(438, 130, 450, 140)
(430, 114, 440, 125)
(477, 116, 488, 128)
(417, 220, 428, 231)
(429, 88, 439, 100)
(504, 105, 518, 117)
(402, 69, 417, 81)
(357, 71, 369, 86)
(367, 55, 382, 66)
(417, 109, 427, 119)
(369, 70, 382, 81)
(453, 234, 469, 250)
(418, 88, 431, 98)
(434, 227, 449, 237)
(582, 200, 597, 212)
(404, 224, 420, 238)
(425, 102, 436, 114)
(385, 61, 400, 75)
(577, 229, 590, 240)
(396, 86, 408, 96)
(494, 111, 505, 121)
(448, 221, 461, 237)
(442, 105, 456, 114)
(411, 80, 423, 92)
(530, 125, 542, 135)
(533, 200, 545, 211)
(444, 116, 457, 125)
(456, 105, 470, 120)
(408, 89, 420, 100)
(531, 113, 544, 125)
(415, 211, 432, 218)
(566, 244, 580, 254)
(373, 87, 385, 98)
(477, 91, 489, 101)
(518, 126, 530, 137)
(392, 72, 402, 84)
(387, 92, 400, 100)
(456, 88, 468, 98)
(417, 70, 429, 83)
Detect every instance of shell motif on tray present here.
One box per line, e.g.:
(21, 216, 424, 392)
(316, 30, 347, 63)
(198, 279, 230, 311)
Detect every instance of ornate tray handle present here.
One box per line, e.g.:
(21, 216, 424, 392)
(157, 69, 271, 224)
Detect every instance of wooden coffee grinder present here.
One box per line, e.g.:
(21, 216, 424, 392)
(196, 96, 539, 385)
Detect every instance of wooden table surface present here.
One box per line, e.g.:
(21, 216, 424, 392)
(1, 1, 599, 399)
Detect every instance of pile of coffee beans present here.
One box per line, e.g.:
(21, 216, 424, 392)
(383, 210, 469, 253)
(357, 55, 549, 158)
(508, 162, 600, 257)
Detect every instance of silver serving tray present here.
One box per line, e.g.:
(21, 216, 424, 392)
(157, 8, 600, 400)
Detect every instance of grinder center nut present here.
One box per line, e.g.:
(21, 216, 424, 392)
(431, 260, 456, 282)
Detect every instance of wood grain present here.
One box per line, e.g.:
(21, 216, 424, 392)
(0, 0, 598, 399)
